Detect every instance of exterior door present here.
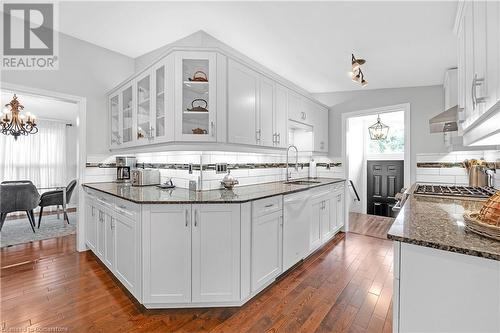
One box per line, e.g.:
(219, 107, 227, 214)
(143, 204, 192, 304)
(367, 160, 404, 217)
(192, 204, 240, 303)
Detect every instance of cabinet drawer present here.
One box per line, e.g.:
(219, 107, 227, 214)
(331, 182, 345, 192)
(115, 197, 141, 219)
(252, 195, 282, 218)
(94, 191, 115, 208)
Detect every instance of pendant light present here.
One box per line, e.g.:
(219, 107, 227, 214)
(368, 114, 389, 140)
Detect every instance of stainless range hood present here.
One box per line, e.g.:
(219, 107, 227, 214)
(429, 105, 459, 133)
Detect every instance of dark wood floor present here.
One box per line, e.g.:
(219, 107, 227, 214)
(1, 220, 394, 332)
(348, 212, 394, 240)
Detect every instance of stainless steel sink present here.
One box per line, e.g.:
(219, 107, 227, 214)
(283, 180, 321, 185)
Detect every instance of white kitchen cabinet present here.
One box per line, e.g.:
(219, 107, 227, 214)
(334, 190, 345, 230)
(95, 207, 105, 259)
(258, 76, 275, 147)
(227, 59, 259, 145)
(103, 211, 115, 270)
(288, 91, 308, 124)
(283, 191, 311, 271)
(312, 104, 329, 153)
(114, 212, 139, 297)
(192, 204, 241, 303)
(274, 84, 288, 148)
(309, 194, 324, 253)
(456, 1, 500, 145)
(120, 84, 135, 146)
(135, 70, 153, 144)
(175, 51, 217, 142)
(320, 196, 333, 242)
(109, 93, 121, 148)
(251, 208, 282, 293)
(143, 204, 192, 304)
(151, 59, 175, 142)
(84, 197, 97, 252)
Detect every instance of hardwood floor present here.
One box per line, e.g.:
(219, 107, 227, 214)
(1, 232, 394, 332)
(348, 212, 394, 240)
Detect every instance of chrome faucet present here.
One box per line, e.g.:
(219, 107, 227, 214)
(286, 145, 299, 182)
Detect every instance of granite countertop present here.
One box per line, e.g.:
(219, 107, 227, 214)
(82, 177, 345, 204)
(387, 191, 500, 261)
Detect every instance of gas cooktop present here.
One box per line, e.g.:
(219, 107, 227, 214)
(414, 184, 497, 199)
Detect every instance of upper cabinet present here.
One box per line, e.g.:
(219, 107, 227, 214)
(456, 1, 500, 145)
(107, 33, 329, 151)
(175, 51, 217, 142)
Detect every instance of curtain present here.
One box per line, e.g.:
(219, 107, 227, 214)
(0, 120, 67, 188)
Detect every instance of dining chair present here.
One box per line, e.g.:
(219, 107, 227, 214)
(38, 179, 77, 228)
(0, 181, 40, 233)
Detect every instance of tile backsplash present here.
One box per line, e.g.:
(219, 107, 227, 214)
(416, 150, 500, 187)
(86, 151, 344, 190)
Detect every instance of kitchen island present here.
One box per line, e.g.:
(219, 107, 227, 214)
(82, 178, 346, 309)
(387, 191, 500, 333)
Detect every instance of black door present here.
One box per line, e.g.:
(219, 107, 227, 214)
(367, 160, 404, 217)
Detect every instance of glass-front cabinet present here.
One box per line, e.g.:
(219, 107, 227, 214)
(175, 51, 217, 142)
(136, 72, 152, 143)
(121, 85, 134, 145)
(109, 94, 120, 148)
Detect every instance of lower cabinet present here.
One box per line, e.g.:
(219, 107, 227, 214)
(144, 204, 191, 304)
(283, 191, 311, 271)
(251, 209, 283, 293)
(96, 207, 106, 259)
(143, 204, 241, 305)
(103, 212, 115, 270)
(84, 198, 97, 252)
(114, 212, 140, 296)
(192, 204, 241, 302)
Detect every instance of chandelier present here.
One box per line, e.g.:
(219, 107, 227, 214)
(368, 114, 389, 140)
(1, 94, 38, 140)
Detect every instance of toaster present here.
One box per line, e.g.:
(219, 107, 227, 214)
(131, 169, 161, 186)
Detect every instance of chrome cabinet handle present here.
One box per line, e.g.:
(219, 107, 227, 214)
(255, 129, 261, 143)
(194, 210, 198, 227)
(91, 206, 95, 217)
(117, 204, 127, 210)
(279, 215, 283, 226)
(277, 133, 281, 144)
(272, 133, 277, 144)
(111, 217, 115, 230)
(472, 74, 486, 110)
(185, 209, 189, 227)
(211, 121, 215, 137)
(264, 204, 274, 208)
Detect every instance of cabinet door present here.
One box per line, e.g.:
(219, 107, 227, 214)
(335, 192, 345, 230)
(463, 2, 475, 128)
(486, 1, 500, 110)
(251, 210, 282, 293)
(103, 212, 115, 270)
(115, 213, 139, 296)
(85, 199, 96, 251)
(274, 84, 288, 148)
(313, 106, 328, 153)
(192, 204, 240, 303)
(153, 57, 175, 142)
(473, 0, 487, 117)
(143, 205, 191, 304)
(227, 59, 259, 145)
(259, 76, 275, 147)
(96, 208, 105, 259)
(136, 71, 153, 144)
(120, 84, 134, 145)
(175, 51, 217, 142)
(288, 91, 304, 123)
(109, 93, 121, 148)
(309, 196, 323, 253)
(321, 197, 332, 242)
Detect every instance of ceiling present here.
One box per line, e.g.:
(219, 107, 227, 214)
(1, 92, 78, 122)
(58, 1, 458, 93)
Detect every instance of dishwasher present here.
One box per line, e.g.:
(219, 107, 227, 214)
(283, 191, 311, 271)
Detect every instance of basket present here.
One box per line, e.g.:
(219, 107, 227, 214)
(463, 212, 500, 241)
(463, 191, 500, 241)
(478, 191, 500, 226)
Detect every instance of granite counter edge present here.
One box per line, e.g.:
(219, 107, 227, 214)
(386, 233, 500, 262)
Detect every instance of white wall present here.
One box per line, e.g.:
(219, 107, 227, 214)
(314, 85, 446, 183)
(1, 32, 135, 156)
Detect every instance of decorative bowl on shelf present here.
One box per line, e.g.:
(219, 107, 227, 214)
(186, 99, 208, 112)
(188, 71, 208, 82)
(192, 128, 208, 135)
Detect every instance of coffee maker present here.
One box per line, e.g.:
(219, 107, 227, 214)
(116, 156, 136, 182)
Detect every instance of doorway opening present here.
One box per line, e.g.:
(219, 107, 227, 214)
(0, 84, 86, 251)
(342, 104, 410, 231)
